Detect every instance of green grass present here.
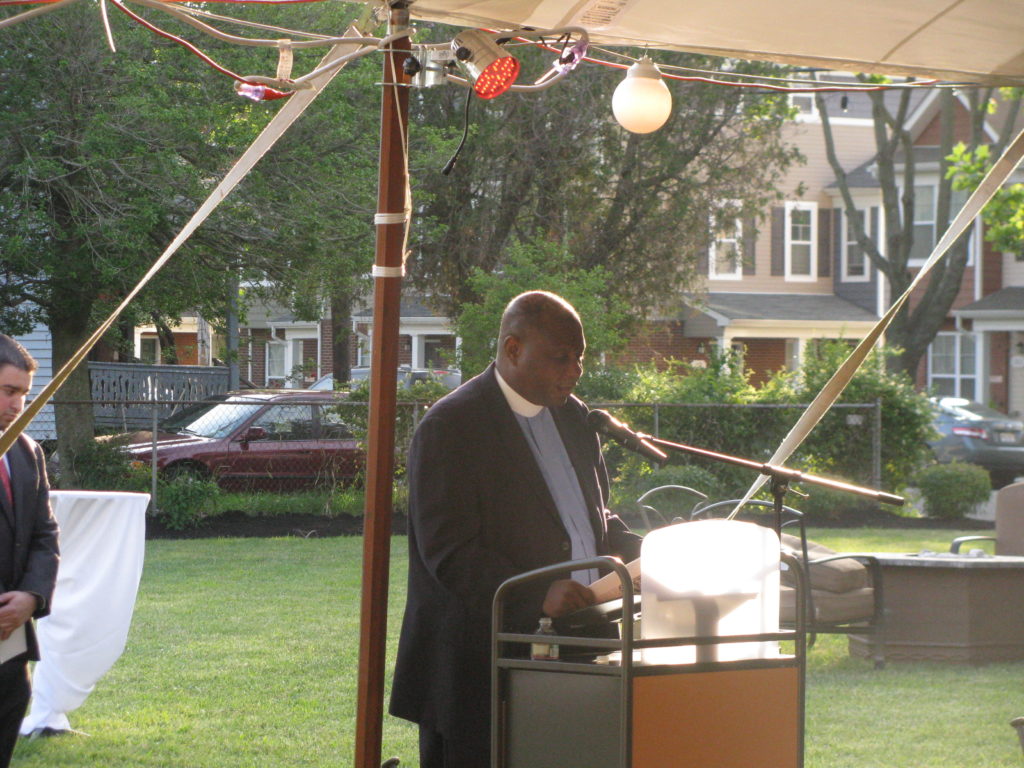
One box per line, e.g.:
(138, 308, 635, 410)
(13, 528, 1021, 768)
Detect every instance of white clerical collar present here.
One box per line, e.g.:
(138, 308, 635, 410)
(495, 368, 544, 418)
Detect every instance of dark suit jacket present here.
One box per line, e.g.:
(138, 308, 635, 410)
(389, 365, 640, 737)
(0, 433, 59, 662)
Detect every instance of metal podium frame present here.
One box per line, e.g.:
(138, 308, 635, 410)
(491, 554, 807, 768)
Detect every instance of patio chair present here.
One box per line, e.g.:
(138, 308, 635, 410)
(689, 499, 886, 668)
(633, 484, 708, 531)
(950, 480, 1024, 556)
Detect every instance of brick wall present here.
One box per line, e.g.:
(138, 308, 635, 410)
(990, 331, 1009, 411)
(736, 338, 787, 386)
(612, 321, 709, 368)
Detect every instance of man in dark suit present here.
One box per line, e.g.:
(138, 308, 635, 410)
(0, 334, 59, 768)
(390, 291, 641, 767)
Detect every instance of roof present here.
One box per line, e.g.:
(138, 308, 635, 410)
(689, 292, 880, 323)
(953, 287, 1024, 318)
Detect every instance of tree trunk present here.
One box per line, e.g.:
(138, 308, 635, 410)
(331, 291, 353, 384)
(50, 311, 95, 488)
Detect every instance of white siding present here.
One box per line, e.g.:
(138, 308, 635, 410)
(15, 325, 57, 441)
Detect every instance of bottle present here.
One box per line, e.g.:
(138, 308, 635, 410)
(530, 617, 559, 661)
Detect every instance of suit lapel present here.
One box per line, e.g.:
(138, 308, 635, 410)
(0, 446, 15, 530)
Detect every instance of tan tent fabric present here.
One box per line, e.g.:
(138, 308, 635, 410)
(399, 0, 1024, 85)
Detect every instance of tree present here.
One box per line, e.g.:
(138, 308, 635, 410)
(0, 2, 383, 477)
(406, 40, 801, 318)
(816, 82, 1021, 376)
(453, 240, 632, 377)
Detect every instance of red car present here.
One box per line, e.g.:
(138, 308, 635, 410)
(128, 391, 364, 491)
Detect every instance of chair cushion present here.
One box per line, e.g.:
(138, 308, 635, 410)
(780, 586, 875, 624)
(780, 533, 869, 593)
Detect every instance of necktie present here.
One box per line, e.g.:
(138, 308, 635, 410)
(0, 457, 12, 508)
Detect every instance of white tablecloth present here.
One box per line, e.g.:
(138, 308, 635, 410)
(20, 490, 149, 734)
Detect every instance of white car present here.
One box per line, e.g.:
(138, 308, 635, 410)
(311, 366, 461, 391)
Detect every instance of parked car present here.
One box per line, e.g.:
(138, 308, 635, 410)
(127, 390, 363, 491)
(310, 366, 461, 391)
(929, 397, 1024, 488)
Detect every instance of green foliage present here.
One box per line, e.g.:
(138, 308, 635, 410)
(57, 438, 150, 492)
(948, 142, 1024, 256)
(791, 341, 935, 491)
(915, 462, 991, 520)
(156, 474, 222, 531)
(454, 240, 633, 377)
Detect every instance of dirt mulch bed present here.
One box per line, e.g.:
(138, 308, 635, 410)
(146, 507, 989, 540)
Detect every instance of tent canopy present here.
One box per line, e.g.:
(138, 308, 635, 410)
(400, 0, 1024, 85)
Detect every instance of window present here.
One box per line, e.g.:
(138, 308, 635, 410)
(928, 332, 977, 400)
(709, 209, 743, 280)
(140, 337, 158, 365)
(908, 185, 972, 266)
(251, 404, 315, 441)
(842, 208, 870, 281)
(266, 341, 286, 379)
(785, 202, 817, 280)
(789, 93, 815, 117)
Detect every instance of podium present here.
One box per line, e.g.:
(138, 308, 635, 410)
(491, 556, 806, 768)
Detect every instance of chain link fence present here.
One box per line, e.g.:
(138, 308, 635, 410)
(53, 395, 882, 517)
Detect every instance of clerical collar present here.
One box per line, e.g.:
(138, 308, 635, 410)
(495, 368, 544, 418)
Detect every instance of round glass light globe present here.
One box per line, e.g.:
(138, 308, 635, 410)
(612, 58, 672, 134)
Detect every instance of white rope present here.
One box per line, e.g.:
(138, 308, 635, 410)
(730, 126, 1024, 518)
(0, 27, 370, 459)
(371, 265, 405, 278)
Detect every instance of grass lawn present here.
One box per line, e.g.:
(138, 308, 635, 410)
(12, 529, 1023, 767)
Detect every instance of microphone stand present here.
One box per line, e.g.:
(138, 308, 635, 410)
(643, 435, 904, 535)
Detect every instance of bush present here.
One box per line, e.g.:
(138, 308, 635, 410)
(915, 462, 991, 520)
(156, 474, 221, 530)
(57, 438, 150, 492)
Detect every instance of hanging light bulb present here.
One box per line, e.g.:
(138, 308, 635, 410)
(612, 56, 672, 133)
(452, 29, 520, 99)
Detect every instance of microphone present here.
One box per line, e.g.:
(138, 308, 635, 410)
(587, 409, 669, 466)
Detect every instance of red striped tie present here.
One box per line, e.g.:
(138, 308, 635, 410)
(0, 458, 11, 508)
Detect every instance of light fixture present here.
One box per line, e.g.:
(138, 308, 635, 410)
(452, 29, 520, 99)
(612, 56, 672, 133)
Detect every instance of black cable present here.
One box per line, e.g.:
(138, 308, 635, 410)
(442, 91, 473, 176)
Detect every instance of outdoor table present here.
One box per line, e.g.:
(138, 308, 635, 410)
(20, 490, 149, 735)
(849, 551, 1024, 663)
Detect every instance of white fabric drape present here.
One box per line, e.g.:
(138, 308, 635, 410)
(20, 490, 149, 734)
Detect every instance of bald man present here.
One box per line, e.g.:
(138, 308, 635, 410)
(390, 291, 640, 767)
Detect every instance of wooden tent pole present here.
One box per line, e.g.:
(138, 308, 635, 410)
(354, 3, 410, 766)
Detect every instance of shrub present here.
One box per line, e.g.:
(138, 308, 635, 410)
(58, 438, 150, 492)
(156, 474, 221, 530)
(915, 462, 991, 520)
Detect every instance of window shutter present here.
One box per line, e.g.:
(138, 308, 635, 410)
(870, 206, 880, 251)
(771, 207, 784, 276)
(833, 208, 843, 276)
(817, 208, 832, 277)
(698, 244, 709, 275)
(742, 216, 757, 275)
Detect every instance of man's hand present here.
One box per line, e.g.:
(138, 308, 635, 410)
(0, 591, 37, 641)
(542, 579, 595, 618)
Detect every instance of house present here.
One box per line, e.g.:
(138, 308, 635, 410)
(231, 293, 458, 388)
(12, 324, 57, 442)
(617, 78, 1024, 413)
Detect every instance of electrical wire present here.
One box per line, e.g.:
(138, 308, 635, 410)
(441, 91, 472, 176)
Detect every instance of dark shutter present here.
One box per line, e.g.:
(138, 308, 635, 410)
(742, 216, 757, 275)
(833, 208, 843, 277)
(817, 207, 832, 277)
(771, 207, 785, 276)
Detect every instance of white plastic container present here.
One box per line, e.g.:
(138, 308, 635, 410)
(640, 519, 780, 664)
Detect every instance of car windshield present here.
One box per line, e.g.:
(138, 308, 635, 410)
(178, 401, 264, 438)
